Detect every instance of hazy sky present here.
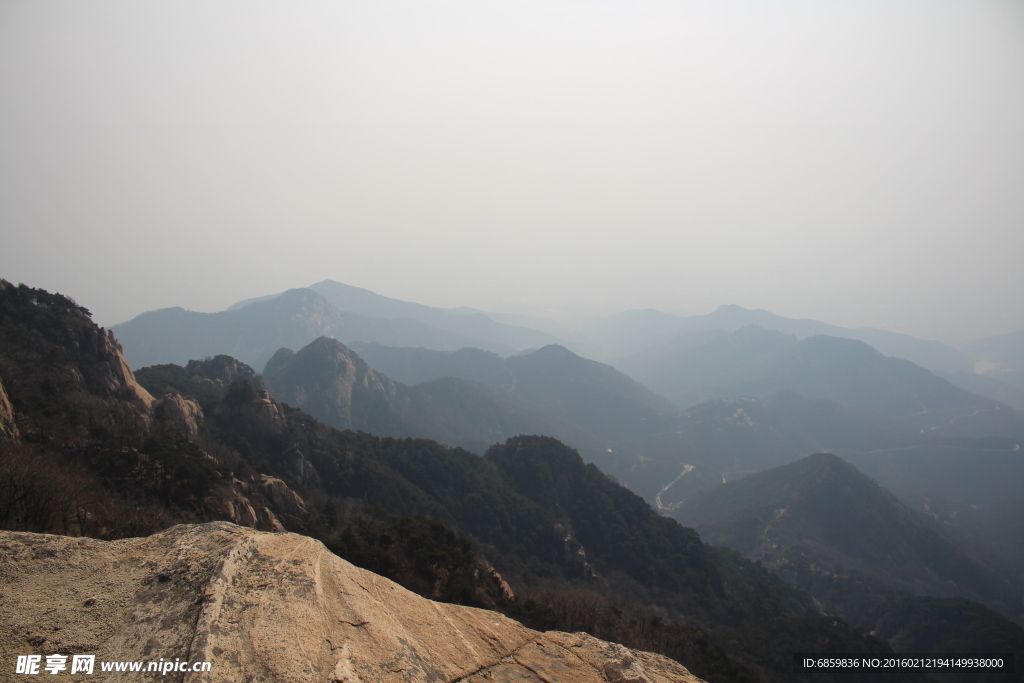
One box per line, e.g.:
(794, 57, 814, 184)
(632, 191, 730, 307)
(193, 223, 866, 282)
(1, 0, 1022, 344)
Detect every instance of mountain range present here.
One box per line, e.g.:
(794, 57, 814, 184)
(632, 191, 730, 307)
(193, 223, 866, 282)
(5, 279, 927, 681)
(595, 304, 975, 374)
(251, 333, 1024, 576)
(113, 285, 556, 370)
(259, 337, 587, 455)
(113, 280, 1024, 416)
(7, 277, 1024, 681)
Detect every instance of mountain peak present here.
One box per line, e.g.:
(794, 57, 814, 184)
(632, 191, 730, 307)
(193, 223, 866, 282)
(530, 343, 577, 359)
(263, 347, 296, 375)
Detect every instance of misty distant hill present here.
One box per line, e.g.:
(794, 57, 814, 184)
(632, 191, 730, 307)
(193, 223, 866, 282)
(618, 325, 1024, 439)
(593, 304, 972, 374)
(113, 288, 525, 369)
(602, 391, 1024, 571)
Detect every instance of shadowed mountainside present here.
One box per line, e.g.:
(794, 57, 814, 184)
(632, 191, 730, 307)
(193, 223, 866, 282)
(671, 453, 1024, 667)
(350, 342, 675, 441)
(260, 338, 592, 454)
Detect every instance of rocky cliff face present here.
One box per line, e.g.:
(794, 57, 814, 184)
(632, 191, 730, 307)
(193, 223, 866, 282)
(203, 475, 307, 532)
(0, 282, 311, 540)
(0, 523, 703, 683)
(0, 280, 155, 442)
(227, 386, 288, 437)
(154, 392, 204, 440)
(0, 376, 17, 439)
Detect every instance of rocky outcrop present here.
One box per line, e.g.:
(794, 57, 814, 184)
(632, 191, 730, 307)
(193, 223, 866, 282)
(257, 474, 308, 521)
(184, 354, 265, 391)
(203, 474, 308, 532)
(0, 281, 156, 442)
(0, 523, 704, 683)
(155, 392, 203, 440)
(0, 376, 17, 439)
(555, 522, 599, 580)
(238, 387, 287, 435)
(223, 386, 288, 437)
(103, 328, 157, 411)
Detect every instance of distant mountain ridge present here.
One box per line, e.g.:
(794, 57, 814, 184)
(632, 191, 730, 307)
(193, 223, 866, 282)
(595, 304, 973, 374)
(113, 288, 531, 370)
(261, 338, 594, 453)
(308, 280, 559, 351)
(261, 338, 669, 456)
(118, 280, 1024, 410)
(618, 325, 1024, 439)
(225, 279, 560, 355)
(349, 342, 676, 441)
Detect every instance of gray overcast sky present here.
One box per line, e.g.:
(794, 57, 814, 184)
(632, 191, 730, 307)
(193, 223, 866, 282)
(1, 0, 1022, 344)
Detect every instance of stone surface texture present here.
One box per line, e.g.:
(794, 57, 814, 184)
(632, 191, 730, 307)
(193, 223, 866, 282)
(0, 523, 703, 683)
(155, 392, 204, 441)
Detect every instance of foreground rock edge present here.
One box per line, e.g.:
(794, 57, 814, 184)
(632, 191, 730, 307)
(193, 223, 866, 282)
(0, 522, 704, 682)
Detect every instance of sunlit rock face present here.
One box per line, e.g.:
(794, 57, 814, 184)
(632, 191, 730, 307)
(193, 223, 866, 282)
(155, 392, 204, 440)
(0, 523, 704, 683)
(0, 377, 17, 439)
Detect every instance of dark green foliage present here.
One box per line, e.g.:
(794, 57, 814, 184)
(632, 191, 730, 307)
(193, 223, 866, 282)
(811, 578, 1024, 683)
(75, 434, 226, 510)
(724, 616, 928, 683)
(323, 515, 495, 608)
(223, 380, 257, 407)
(0, 281, 90, 322)
(137, 434, 227, 507)
(135, 363, 222, 412)
(485, 436, 814, 626)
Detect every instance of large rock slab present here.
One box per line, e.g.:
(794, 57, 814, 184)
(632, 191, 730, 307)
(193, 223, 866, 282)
(0, 523, 703, 682)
